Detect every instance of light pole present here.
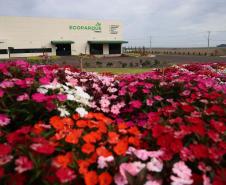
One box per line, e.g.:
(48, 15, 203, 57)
(207, 31, 211, 48)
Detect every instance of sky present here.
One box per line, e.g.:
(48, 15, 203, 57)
(0, 0, 226, 48)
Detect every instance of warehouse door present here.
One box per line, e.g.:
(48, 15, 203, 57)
(109, 44, 121, 54)
(56, 44, 71, 56)
(90, 44, 103, 55)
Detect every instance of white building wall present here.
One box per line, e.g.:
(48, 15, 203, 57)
(103, 44, 109, 55)
(0, 16, 124, 59)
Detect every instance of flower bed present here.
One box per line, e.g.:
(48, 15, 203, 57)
(0, 61, 225, 185)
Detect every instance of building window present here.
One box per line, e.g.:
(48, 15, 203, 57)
(10, 48, 52, 54)
(109, 44, 121, 54)
(0, 49, 8, 54)
(90, 44, 103, 55)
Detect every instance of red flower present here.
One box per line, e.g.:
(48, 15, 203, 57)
(189, 144, 208, 159)
(84, 171, 98, 185)
(15, 156, 33, 173)
(82, 143, 95, 154)
(0, 143, 12, 156)
(181, 104, 195, 113)
(171, 139, 183, 153)
(148, 112, 160, 124)
(30, 143, 55, 155)
(108, 132, 119, 144)
(210, 119, 226, 134)
(192, 174, 203, 185)
(99, 172, 112, 185)
(56, 167, 76, 183)
(213, 168, 226, 185)
(113, 139, 128, 156)
(0, 167, 4, 179)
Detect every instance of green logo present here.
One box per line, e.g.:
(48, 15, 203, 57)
(69, 22, 102, 32)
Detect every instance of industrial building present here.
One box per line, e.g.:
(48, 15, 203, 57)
(0, 16, 128, 59)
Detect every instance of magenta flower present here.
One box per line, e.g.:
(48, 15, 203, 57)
(56, 94, 67, 102)
(130, 100, 142, 109)
(0, 89, 4, 97)
(0, 114, 10, 127)
(32, 93, 47, 103)
(39, 77, 51, 85)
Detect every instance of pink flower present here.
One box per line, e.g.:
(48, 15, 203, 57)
(97, 156, 114, 169)
(17, 93, 30, 101)
(68, 78, 78, 86)
(154, 96, 163, 101)
(100, 97, 110, 108)
(170, 161, 193, 185)
(133, 149, 150, 161)
(203, 174, 211, 185)
(147, 158, 163, 172)
(0, 114, 10, 126)
(32, 93, 47, 103)
(15, 156, 33, 173)
(181, 90, 191, 96)
(56, 167, 76, 183)
(0, 155, 13, 165)
(114, 173, 128, 185)
(120, 162, 145, 179)
(146, 99, 154, 106)
(144, 180, 162, 185)
(0, 80, 14, 88)
(198, 162, 212, 173)
(111, 104, 121, 115)
(130, 100, 142, 109)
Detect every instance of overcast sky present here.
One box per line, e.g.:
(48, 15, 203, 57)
(0, 0, 226, 47)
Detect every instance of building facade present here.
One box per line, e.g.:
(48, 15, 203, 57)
(0, 16, 127, 59)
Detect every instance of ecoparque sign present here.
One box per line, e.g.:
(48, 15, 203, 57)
(69, 22, 101, 32)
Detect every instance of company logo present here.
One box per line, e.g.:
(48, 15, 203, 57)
(69, 22, 102, 32)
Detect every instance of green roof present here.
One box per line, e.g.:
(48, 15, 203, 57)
(51, 40, 74, 44)
(88, 40, 128, 44)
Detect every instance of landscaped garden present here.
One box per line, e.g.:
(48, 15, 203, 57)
(0, 60, 225, 185)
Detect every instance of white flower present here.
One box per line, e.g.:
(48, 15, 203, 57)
(147, 158, 163, 172)
(67, 94, 76, 101)
(57, 106, 70, 117)
(75, 107, 88, 117)
(37, 87, 48, 94)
